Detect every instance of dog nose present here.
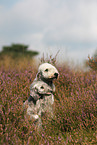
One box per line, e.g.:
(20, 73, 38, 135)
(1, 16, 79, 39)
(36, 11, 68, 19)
(54, 73, 58, 78)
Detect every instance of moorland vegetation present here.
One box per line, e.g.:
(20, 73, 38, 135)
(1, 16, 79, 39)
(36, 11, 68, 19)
(0, 54, 97, 144)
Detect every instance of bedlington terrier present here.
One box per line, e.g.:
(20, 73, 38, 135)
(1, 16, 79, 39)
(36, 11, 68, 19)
(23, 81, 54, 129)
(33, 63, 59, 92)
(23, 63, 59, 129)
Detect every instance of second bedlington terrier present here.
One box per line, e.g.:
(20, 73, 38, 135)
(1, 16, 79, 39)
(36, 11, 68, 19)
(23, 80, 54, 128)
(23, 63, 59, 129)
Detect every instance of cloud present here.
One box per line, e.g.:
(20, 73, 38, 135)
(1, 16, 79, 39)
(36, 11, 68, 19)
(0, 0, 97, 64)
(43, 0, 97, 44)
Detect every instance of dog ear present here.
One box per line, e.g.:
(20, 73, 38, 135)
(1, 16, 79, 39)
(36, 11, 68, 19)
(36, 72, 41, 80)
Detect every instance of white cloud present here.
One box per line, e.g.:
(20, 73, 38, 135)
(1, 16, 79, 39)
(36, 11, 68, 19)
(0, 0, 97, 64)
(43, 0, 97, 43)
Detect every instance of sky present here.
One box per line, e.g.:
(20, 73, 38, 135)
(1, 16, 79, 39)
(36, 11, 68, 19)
(0, 0, 97, 65)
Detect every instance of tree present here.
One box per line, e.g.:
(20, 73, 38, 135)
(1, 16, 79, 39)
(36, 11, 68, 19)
(0, 43, 39, 59)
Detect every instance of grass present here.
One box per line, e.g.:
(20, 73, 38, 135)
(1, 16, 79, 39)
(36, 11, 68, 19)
(0, 56, 97, 144)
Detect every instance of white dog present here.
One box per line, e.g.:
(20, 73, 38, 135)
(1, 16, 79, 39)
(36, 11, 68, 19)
(23, 63, 59, 129)
(23, 81, 54, 129)
(34, 63, 59, 91)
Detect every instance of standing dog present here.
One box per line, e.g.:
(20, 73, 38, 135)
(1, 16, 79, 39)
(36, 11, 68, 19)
(23, 63, 59, 129)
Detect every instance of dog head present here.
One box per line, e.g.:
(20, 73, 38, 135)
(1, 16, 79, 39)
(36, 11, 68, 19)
(36, 63, 59, 81)
(30, 81, 53, 96)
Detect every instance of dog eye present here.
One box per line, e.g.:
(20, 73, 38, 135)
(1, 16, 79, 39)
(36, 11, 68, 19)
(34, 87, 37, 91)
(41, 86, 44, 89)
(45, 68, 48, 72)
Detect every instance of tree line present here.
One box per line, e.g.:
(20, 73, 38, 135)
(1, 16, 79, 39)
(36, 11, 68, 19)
(0, 43, 97, 70)
(0, 43, 39, 59)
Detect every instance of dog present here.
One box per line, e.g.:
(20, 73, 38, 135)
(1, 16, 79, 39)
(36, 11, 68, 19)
(23, 63, 59, 129)
(23, 80, 54, 129)
(33, 63, 59, 92)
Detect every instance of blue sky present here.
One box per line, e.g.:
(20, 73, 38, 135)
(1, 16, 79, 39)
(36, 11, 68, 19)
(0, 0, 20, 8)
(0, 0, 97, 65)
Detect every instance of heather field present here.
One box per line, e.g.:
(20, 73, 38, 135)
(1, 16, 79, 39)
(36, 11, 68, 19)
(0, 57, 97, 145)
